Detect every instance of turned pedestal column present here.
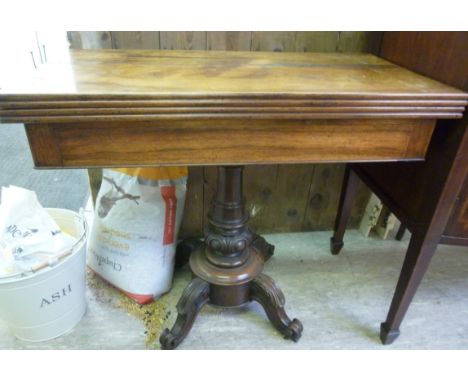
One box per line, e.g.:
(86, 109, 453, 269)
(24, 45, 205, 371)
(159, 166, 303, 349)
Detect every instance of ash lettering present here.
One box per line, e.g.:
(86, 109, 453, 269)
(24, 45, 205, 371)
(40, 284, 72, 308)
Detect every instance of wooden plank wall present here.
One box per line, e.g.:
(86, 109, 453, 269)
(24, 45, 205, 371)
(67, 31, 380, 238)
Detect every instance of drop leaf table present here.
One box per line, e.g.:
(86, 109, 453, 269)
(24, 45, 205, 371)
(1, 49, 466, 349)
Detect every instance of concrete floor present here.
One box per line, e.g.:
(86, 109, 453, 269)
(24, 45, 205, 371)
(1, 122, 468, 349)
(1, 229, 467, 349)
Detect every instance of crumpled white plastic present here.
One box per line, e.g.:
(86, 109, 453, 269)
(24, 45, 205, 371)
(0, 186, 75, 278)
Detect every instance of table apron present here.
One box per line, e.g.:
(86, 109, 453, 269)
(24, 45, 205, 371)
(24, 118, 436, 168)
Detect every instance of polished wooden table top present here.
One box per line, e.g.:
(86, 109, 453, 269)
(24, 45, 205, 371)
(0, 50, 467, 123)
(0, 50, 467, 168)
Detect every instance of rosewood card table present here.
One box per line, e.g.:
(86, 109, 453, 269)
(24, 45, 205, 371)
(0, 49, 466, 349)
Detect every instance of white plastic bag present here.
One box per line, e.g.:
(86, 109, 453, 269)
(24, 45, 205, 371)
(87, 167, 187, 304)
(0, 186, 75, 277)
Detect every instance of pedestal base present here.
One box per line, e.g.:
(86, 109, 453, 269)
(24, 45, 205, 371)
(160, 272, 303, 350)
(161, 166, 302, 349)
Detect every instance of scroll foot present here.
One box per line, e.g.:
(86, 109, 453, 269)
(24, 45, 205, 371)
(250, 273, 303, 342)
(251, 233, 275, 262)
(175, 238, 203, 269)
(159, 277, 209, 349)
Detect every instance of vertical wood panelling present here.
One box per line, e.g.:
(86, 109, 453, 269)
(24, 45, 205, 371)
(67, 31, 378, 238)
(207, 32, 252, 51)
(269, 164, 316, 233)
(295, 32, 340, 52)
(303, 164, 346, 231)
(67, 31, 112, 49)
(337, 31, 383, 54)
(251, 31, 297, 52)
(159, 32, 207, 50)
(67, 32, 82, 48)
(180, 167, 205, 238)
(244, 166, 280, 233)
(303, 162, 370, 232)
(202, 166, 217, 228)
(111, 31, 160, 49)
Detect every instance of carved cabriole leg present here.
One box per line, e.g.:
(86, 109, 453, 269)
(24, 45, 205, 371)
(159, 277, 209, 350)
(250, 273, 303, 342)
(330, 164, 361, 255)
(251, 233, 275, 262)
(174, 238, 203, 269)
